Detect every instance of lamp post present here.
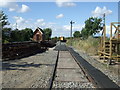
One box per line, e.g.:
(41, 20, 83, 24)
(70, 20, 75, 46)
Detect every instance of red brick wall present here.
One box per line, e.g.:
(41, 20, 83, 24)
(33, 31, 43, 42)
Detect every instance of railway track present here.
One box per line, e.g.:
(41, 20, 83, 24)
(49, 44, 119, 89)
(49, 45, 95, 89)
(2, 41, 119, 89)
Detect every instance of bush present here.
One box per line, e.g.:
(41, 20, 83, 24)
(66, 36, 100, 55)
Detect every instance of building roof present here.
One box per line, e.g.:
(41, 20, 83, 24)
(33, 27, 44, 35)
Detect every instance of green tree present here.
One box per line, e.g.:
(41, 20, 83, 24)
(22, 28, 33, 41)
(0, 11, 9, 28)
(10, 29, 21, 42)
(11, 28, 33, 42)
(2, 28, 12, 43)
(73, 31, 81, 38)
(1, 11, 10, 43)
(81, 17, 103, 39)
(43, 28, 52, 40)
(81, 28, 89, 39)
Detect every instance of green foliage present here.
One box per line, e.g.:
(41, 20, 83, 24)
(51, 36, 58, 40)
(66, 36, 100, 55)
(81, 28, 88, 39)
(1, 11, 10, 43)
(65, 37, 71, 39)
(10, 28, 33, 42)
(11, 29, 21, 42)
(2, 28, 33, 43)
(22, 28, 33, 41)
(1, 11, 34, 43)
(0, 11, 9, 28)
(43, 28, 52, 40)
(73, 31, 81, 38)
(81, 17, 103, 39)
(2, 28, 12, 43)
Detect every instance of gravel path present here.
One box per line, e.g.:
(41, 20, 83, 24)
(73, 49, 120, 87)
(2, 47, 57, 88)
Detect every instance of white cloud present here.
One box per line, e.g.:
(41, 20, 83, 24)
(0, 0, 14, 7)
(9, 8, 16, 12)
(48, 22, 56, 25)
(12, 16, 56, 31)
(13, 16, 25, 24)
(56, 14, 64, 19)
(63, 24, 84, 31)
(35, 19, 46, 28)
(18, 4, 30, 13)
(11, 16, 75, 37)
(92, 6, 112, 17)
(51, 24, 84, 37)
(12, 16, 32, 30)
(63, 25, 70, 30)
(37, 19, 44, 23)
(55, 0, 76, 7)
(0, 1, 29, 13)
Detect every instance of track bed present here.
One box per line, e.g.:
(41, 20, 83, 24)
(51, 50, 94, 88)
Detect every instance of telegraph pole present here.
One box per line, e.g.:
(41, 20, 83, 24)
(103, 13, 106, 41)
(70, 21, 75, 46)
(16, 22, 18, 30)
(103, 13, 105, 26)
(103, 13, 107, 63)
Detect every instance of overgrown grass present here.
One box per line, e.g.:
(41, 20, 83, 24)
(66, 36, 100, 55)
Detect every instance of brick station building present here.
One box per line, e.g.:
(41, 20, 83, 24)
(33, 27, 45, 42)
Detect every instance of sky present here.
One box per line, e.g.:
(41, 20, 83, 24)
(0, 0, 119, 37)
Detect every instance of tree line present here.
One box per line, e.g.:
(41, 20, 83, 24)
(1, 11, 52, 43)
(1, 10, 103, 43)
(2, 28, 34, 43)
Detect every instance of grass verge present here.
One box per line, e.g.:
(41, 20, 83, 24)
(66, 36, 100, 55)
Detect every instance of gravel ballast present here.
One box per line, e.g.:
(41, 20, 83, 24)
(73, 49, 120, 87)
(2, 47, 57, 88)
(53, 81, 94, 88)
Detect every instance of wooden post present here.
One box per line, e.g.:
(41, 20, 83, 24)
(117, 24, 120, 62)
(110, 23, 112, 59)
(103, 13, 106, 59)
(103, 25, 106, 59)
(118, 25, 120, 55)
(110, 23, 112, 40)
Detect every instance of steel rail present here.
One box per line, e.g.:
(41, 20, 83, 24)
(49, 46, 98, 89)
(48, 50, 59, 90)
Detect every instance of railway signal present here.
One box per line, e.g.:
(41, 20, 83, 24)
(70, 20, 75, 46)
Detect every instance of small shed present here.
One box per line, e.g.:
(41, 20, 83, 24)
(33, 27, 45, 42)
